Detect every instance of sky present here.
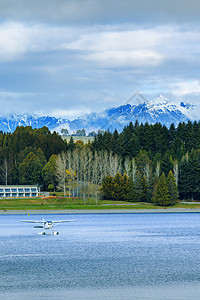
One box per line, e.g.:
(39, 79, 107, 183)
(0, 0, 200, 118)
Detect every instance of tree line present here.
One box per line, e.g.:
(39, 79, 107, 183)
(92, 121, 200, 200)
(0, 121, 199, 201)
(101, 171, 178, 206)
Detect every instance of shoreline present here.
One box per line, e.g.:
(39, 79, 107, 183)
(1, 208, 200, 214)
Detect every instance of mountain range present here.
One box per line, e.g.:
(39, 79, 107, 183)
(0, 95, 198, 134)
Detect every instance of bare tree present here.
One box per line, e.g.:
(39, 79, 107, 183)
(73, 149, 80, 198)
(131, 158, 137, 182)
(71, 150, 76, 198)
(55, 152, 67, 197)
(143, 162, 151, 183)
(92, 151, 99, 203)
(66, 151, 73, 197)
(80, 148, 89, 202)
(124, 157, 131, 176)
(87, 149, 93, 198)
(98, 151, 106, 185)
(173, 160, 179, 186)
(104, 151, 110, 176)
(109, 152, 122, 177)
(155, 161, 160, 178)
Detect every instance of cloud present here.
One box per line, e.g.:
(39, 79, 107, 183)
(0, 23, 166, 66)
(0, 22, 74, 61)
(0, 21, 200, 116)
(0, 90, 32, 98)
(86, 50, 163, 67)
(172, 80, 200, 96)
(64, 29, 166, 67)
(0, 22, 199, 69)
(63, 25, 200, 68)
(0, 0, 200, 24)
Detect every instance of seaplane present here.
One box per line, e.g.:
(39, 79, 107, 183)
(20, 218, 76, 235)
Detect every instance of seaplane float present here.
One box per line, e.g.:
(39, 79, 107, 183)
(20, 218, 76, 235)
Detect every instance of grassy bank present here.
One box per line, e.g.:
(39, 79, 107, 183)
(0, 197, 200, 210)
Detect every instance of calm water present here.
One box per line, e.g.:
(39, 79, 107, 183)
(1, 213, 200, 299)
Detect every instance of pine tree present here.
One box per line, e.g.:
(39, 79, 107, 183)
(113, 172, 124, 200)
(19, 152, 43, 186)
(167, 170, 178, 205)
(140, 175, 148, 202)
(42, 154, 58, 191)
(153, 173, 170, 206)
(68, 137, 75, 152)
(101, 175, 114, 200)
(124, 177, 138, 202)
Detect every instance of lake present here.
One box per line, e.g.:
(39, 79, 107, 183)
(1, 213, 200, 299)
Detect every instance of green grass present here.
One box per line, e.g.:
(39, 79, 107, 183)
(0, 197, 200, 210)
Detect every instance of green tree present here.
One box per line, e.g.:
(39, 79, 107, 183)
(161, 151, 174, 175)
(167, 170, 178, 205)
(36, 148, 47, 167)
(61, 129, 69, 135)
(124, 177, 138, 202)
(101, 175, 114, 200)
(42, 154, 58, 190)
(153, 173, 170, 206)
(140, 175, 148, 202)
(76, 129, 82, 136)
(19, 152, 43, 186)
(113, 172, 125, 200)
(179, 149, 200, 200)
(10, 164, 20, 185)
(68, 137, 75, 152)
(101, 173, 138, 202)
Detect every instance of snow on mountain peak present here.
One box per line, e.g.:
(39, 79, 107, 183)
(179, 101, 195, 110)
(0, 95, 198, 134)
(178, 101, 197, 119)
(150, 95, 171, 105)
(145, 95, 176, 114)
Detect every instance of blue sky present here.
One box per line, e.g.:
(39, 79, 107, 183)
(0, 0, 200, 118)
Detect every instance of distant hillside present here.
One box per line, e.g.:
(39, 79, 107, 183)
(62, 136, 94, 143)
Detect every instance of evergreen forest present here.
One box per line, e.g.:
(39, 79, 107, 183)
(0, 120, 199, 204)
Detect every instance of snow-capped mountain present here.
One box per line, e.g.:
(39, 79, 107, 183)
(62, 95, 197, 133)
(0, 95, 198, 133)
(0, 113, 67, 133)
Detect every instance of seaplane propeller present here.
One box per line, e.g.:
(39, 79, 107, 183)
(20, 218, 76, 235)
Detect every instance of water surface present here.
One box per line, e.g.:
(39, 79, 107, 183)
(0, 213, 200, 299)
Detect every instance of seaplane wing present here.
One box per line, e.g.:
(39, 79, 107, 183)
(20, 220, 46, 223)
(52, 220, 76, 223)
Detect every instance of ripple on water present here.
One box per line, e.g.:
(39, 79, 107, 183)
(0, 213, 200, 299)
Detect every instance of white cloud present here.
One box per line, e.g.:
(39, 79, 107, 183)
(62, 25, 200, 67)
(0, 22, 200, 116)
(0, 90, 34, 98)
(87, 50, 163, 67)
(0, 22, 199, 68)
(0, 22, 75, 61)
(52, 108, 92, 119)
(64, 28, 169, 67)
(172, 80, 200, 96)
(0, 20, 199, 75)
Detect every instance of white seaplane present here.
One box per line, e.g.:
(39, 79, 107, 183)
(20, 218, 76, 235)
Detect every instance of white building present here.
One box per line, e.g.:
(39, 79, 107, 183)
(0, 186, 40, 198)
